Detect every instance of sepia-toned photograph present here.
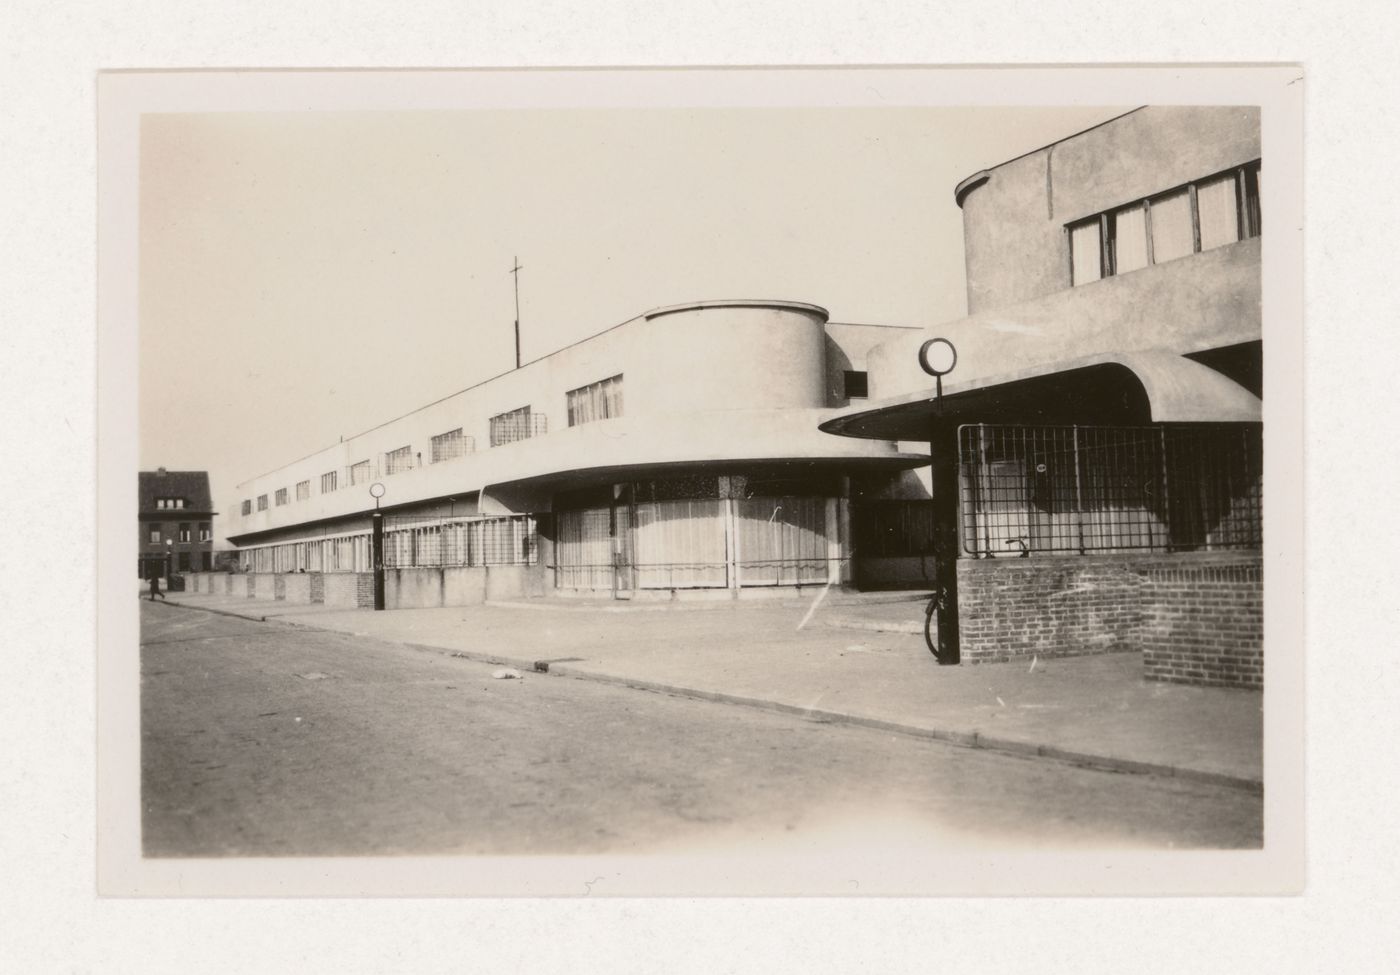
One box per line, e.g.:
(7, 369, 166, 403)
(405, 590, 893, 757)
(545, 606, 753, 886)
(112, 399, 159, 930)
(97, 67, 1303, 896)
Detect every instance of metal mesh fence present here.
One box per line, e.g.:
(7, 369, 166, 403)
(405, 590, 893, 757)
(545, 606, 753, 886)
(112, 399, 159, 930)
(382, 513, 537, 568)
(957, 423, 1262, 556)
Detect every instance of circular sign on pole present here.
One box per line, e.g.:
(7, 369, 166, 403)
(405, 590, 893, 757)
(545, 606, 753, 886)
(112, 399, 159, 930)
(369, 482, 386, 499)
(918, 337, 958, 377)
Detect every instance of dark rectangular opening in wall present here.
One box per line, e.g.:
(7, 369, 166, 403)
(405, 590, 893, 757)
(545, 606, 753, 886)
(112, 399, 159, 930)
(843, 370, 869, 399)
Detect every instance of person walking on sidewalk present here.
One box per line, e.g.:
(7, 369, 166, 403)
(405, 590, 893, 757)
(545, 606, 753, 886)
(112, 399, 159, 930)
(148, 573, 166, 601)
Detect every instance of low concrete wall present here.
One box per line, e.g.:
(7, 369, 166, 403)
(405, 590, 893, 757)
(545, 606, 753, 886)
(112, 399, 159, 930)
(484, 564, 527, 601)
(283, 573, 312, 605)
(443, 567, 488, 606)
(386, 569, 445, 610)
(956, 551, 1263, 687)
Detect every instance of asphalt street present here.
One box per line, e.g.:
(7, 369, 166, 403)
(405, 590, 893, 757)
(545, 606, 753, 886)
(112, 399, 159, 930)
(140, 602, 1262, 856)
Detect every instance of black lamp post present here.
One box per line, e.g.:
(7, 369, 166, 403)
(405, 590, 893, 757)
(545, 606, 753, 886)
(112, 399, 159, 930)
(918, 338, 960, 666)
(369, 482, 386, 611)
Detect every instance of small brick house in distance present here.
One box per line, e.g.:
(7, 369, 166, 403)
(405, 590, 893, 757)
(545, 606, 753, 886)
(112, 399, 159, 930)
(139, 468, 216, 579)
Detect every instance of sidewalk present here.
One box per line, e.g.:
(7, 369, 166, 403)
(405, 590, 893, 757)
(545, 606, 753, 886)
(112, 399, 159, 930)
(155, 589, 1263, 790)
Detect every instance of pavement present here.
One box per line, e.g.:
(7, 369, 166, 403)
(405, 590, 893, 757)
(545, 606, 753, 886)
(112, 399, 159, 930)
(149, 587, 1264, 791)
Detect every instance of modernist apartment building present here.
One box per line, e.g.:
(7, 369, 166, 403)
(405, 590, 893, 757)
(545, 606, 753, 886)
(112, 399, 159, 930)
(139, 468, 216, 579)
(821, 106, 1264, 685)
(208, 301, 925, 607)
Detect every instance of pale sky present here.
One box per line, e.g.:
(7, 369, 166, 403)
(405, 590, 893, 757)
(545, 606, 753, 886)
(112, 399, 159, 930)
(138, 106, 1125, 520)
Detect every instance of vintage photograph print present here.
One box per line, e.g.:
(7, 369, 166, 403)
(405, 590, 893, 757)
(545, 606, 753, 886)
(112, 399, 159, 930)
(97, 68, 1303, 896)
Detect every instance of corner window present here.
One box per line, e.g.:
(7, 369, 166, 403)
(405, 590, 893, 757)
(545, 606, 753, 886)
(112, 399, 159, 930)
(566, 375, 623, 427)
(199, 522, 212, 542)
(1069, 160, 1261, 286)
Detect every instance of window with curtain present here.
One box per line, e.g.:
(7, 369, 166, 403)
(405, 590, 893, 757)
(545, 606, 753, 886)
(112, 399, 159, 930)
(1070, 219, 1102, 285)
(1149, 188, 1194, 264)
(1196, 172, 1240, 251)
(1110, 204, 1148, 275)
(566, 375, 624, 427)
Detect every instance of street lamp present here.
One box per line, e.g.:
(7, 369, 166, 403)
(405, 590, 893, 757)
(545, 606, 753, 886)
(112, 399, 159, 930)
(369, 482, 386, 611)
(917, 337, 960, 667)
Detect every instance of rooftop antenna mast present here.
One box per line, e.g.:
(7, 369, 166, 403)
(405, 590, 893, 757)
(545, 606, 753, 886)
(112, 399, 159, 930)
(509, 256, 523, 369)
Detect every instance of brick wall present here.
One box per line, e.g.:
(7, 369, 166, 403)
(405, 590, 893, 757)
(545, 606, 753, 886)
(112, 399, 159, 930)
(356, 573, 374, 608)
(957, 551, 1262, 687)
(310, 573, 325, 604)
(1139, 560, 1262, 687)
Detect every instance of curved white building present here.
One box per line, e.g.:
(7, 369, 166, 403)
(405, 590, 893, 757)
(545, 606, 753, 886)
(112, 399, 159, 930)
(209, 299, 926, 606)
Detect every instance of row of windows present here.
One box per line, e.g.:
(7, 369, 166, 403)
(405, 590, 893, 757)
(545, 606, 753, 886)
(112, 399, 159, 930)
(146, 522, 212, 543)
(153, 497, 188, 509)
(1068, 160, 1261, 287)
(240, 374, 625, 516)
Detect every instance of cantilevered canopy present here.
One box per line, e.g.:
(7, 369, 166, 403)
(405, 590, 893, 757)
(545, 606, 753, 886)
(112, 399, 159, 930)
(819, 351, 1262, 441)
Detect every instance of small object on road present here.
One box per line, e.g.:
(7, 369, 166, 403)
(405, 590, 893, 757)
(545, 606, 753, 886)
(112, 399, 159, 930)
(492, 668, 524, 680)
(1029, 655, 1038, 674)
(996, 696, 1006, 707)
(294, 717, 302, 723)
(296, 672, 331, 681)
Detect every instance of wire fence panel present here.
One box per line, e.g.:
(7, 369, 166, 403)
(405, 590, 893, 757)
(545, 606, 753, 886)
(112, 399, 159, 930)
(381, 513, 537, 568)
(957, 423, 1262, 557)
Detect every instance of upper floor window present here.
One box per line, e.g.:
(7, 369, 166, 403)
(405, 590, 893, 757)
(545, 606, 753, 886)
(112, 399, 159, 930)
(348, 460, 371, 486)
(148, 524, 161, 543)
(178, 523, 192, 542)
(1069, 160, 1261, 287)
(566, 375, 624, 427)
(490, 406, 545, 446)
(843, 370, 869, 400)
(199, 522, 212, 542)
(384, 445, 413, 475)
(155, 497, 186, 510)
(241, 499, 252, 516)
(295, 480, 310, 501)
(321, 471, 338, 494)
(274, 487, 289, 506)
(256, 494, 268, 511)
(431, 428, 472, 463)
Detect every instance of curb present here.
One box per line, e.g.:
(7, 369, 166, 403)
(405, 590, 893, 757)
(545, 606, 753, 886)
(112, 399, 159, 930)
(151, 596, 269, 623)
(395, 638, 1261, 794)
(152, 598, 1263, 795)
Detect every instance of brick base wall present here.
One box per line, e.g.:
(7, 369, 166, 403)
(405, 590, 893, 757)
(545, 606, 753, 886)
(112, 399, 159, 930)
(356, 573, 374, 608)
(1140, 561, 1262, 687)
(310, 573, 325, 603)
(957, 552, 1262, 687)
